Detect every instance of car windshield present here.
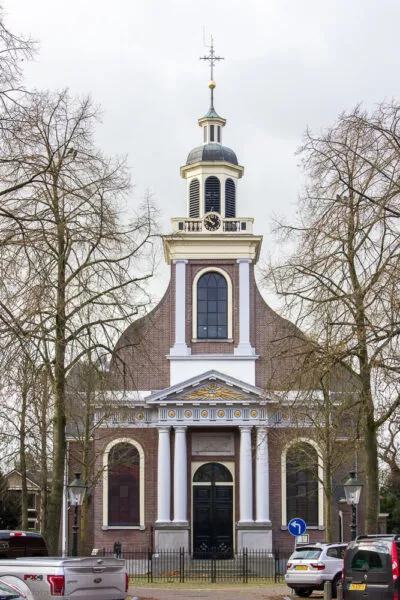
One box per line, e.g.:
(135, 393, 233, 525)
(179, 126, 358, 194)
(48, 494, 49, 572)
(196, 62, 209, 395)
(292, 547, 322, 560)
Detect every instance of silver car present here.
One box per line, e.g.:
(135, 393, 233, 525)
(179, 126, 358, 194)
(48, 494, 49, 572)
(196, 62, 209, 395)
(0, 579, 27, 599)
(285, 542, 347, 598)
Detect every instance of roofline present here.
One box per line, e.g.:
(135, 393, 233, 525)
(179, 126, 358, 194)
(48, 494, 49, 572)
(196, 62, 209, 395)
(181, 161, 244, 178)
(198, 115, 226, 126)
(146, 369, 277, 403)
(5, 470, 41, 489)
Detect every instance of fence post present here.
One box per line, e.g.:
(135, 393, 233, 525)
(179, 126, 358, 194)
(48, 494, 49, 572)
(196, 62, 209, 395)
(242, 548, 248, 584)
(180, 547, 185, 583)
(147, 549, 153, 583)
(211, 551, 216, 583)
(274, 548, 279, 583)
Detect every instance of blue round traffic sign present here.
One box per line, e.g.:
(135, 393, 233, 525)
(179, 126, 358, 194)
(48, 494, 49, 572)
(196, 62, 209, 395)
(288, 517, 307, 536)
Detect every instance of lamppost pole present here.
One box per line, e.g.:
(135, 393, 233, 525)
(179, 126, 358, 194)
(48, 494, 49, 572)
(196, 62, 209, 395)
(72, 503, 79, 557)
(350, 503, 357, 541)
(68, 473, 87, 558)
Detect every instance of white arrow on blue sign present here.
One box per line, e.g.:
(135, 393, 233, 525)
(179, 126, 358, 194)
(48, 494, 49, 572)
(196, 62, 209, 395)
(288, 518, 307, 536)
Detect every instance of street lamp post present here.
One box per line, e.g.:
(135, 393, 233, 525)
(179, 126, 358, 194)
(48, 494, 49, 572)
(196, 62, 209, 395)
(68, 473, 87, 557)
(343, 471, 363, 541)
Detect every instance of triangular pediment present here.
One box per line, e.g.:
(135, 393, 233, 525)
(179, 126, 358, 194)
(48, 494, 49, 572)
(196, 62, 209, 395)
(146, 370, 277, 404)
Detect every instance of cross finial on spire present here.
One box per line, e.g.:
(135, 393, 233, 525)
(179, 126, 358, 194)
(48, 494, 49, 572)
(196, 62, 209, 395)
(200, 36, 224, 109)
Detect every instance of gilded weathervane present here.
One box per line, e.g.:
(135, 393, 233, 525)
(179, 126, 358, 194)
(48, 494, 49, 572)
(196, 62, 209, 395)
(200, 36, 224, 109)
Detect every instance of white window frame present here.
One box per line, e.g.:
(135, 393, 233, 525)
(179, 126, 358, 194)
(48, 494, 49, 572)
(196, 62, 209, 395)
(192, 267, 233, 341)
(281, 437, 324, 528)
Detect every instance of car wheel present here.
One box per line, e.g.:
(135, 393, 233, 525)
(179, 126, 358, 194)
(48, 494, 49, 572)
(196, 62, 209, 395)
(294, 589, 313, 598)
(332, 574, 341, 598)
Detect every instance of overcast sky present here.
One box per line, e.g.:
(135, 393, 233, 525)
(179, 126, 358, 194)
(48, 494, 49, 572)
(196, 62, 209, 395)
(5, 0, 400, 306)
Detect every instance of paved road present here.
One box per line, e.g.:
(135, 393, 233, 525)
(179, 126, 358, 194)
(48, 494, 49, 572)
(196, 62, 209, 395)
(127, 584, 326, 599)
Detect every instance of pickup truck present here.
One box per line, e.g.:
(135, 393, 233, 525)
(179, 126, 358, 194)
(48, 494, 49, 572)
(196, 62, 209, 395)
(0, 556, 128, 600)
(0, 532, 128, 599)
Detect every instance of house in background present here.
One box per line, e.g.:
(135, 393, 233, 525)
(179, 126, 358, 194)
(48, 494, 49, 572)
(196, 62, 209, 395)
(4, 470, 41, 531)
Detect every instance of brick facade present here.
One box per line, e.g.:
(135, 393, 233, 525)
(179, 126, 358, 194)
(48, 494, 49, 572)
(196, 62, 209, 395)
(73, 251, 361, 553)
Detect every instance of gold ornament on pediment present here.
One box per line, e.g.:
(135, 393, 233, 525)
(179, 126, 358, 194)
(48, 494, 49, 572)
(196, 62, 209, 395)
(168, 410, 175, 418)
(136, 413, 144, 420)
(181, 383, 245, 400)
(251, 410, 258, 417)
(234, 410, 241, 417)
(217, 410, 225, 417)
(201, 410, 208, 417)
(185, 410, 192, 417)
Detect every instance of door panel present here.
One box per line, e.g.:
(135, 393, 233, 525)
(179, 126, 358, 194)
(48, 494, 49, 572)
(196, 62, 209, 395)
(193, 485, 233, 557)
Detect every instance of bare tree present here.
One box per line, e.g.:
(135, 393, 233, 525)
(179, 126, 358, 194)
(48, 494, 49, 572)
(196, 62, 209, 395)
(266, 102, 400, 533)
(0, 89, 158, 552)
(269, 321, 360, 541)
(0, 5, 47, 198)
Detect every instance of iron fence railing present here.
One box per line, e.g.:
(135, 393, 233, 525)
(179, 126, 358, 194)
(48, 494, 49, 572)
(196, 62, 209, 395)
(99, 547, 292, 583)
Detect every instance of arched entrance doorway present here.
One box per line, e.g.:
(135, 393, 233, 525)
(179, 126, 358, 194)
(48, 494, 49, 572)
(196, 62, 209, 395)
(192, 462, 233, 557)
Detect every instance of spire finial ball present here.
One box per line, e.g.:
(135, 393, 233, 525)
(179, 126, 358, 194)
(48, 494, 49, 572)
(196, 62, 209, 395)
(208, 79, 216, 89)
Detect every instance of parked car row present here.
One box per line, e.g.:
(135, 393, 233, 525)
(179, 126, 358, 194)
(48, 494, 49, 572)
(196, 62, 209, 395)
(285, 534, 400, 599)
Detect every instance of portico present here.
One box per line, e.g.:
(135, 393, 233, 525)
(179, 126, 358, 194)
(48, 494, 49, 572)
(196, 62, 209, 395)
(150, 371, 273, 552)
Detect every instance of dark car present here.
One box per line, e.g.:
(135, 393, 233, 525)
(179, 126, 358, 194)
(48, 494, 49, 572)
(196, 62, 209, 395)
(343, 534, 400, 599)
(0, 531, 47, 559)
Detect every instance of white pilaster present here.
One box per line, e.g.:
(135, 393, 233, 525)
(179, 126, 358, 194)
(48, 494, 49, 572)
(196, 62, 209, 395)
(173, 426, 188, 523)
(239, 426, 253, 523)
(256, 426, 271, 523)
(170, 259, 191, 356)
(156, 426, 171, 522)
(235, 259, 256, 356)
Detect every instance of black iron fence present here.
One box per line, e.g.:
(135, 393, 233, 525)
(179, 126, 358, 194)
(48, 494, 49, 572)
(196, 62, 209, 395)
(99, 547, 292, 583)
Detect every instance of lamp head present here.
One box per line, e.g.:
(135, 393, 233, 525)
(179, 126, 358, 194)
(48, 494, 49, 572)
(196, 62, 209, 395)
(68, 472, 87, 506)
(343, 471, 363, 506)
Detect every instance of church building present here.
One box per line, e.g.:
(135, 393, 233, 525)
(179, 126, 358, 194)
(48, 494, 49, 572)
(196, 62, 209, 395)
(82, 46, 356, 556)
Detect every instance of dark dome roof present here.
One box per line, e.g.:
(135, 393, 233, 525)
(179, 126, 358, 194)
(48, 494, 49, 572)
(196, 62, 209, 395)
(186, 143, 238, 166)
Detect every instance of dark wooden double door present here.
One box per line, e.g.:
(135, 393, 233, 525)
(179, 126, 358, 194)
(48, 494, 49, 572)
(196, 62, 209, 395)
(193, 485, 233, 557)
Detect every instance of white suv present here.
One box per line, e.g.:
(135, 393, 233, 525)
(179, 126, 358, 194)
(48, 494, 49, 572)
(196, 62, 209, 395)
(285, 542, 347, 598)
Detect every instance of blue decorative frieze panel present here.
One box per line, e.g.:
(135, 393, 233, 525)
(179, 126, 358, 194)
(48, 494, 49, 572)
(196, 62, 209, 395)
(156, 404, 269, 425)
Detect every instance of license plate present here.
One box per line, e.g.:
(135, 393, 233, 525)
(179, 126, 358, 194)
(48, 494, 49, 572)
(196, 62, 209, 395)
(295, 565, 308, 570)
(348, 583, 366, 590)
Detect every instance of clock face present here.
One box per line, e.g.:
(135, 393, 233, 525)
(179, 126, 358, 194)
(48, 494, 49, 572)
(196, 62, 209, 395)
(203, 212, 221, 231)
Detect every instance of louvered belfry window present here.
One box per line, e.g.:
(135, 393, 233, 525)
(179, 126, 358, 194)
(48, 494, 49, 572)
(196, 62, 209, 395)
(225, 178, 236, 218)
(205, 176, 221, 214)
(189, 179, 200, 218)
(197, 272, 227, 339)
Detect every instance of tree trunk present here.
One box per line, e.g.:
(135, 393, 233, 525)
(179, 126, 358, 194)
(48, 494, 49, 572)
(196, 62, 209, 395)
(45, 183, 67, 555)
(363, 389, 379, 533)
(322, 380, 333, 542)
(79, 383, 92, 554)
(20, 372, 28, 531)
(39, 372, 49, 535)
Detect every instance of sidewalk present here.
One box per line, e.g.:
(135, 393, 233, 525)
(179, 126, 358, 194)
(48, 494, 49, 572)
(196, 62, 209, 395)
(127, 583, 295, 599)
(127, 584, 326, 599)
